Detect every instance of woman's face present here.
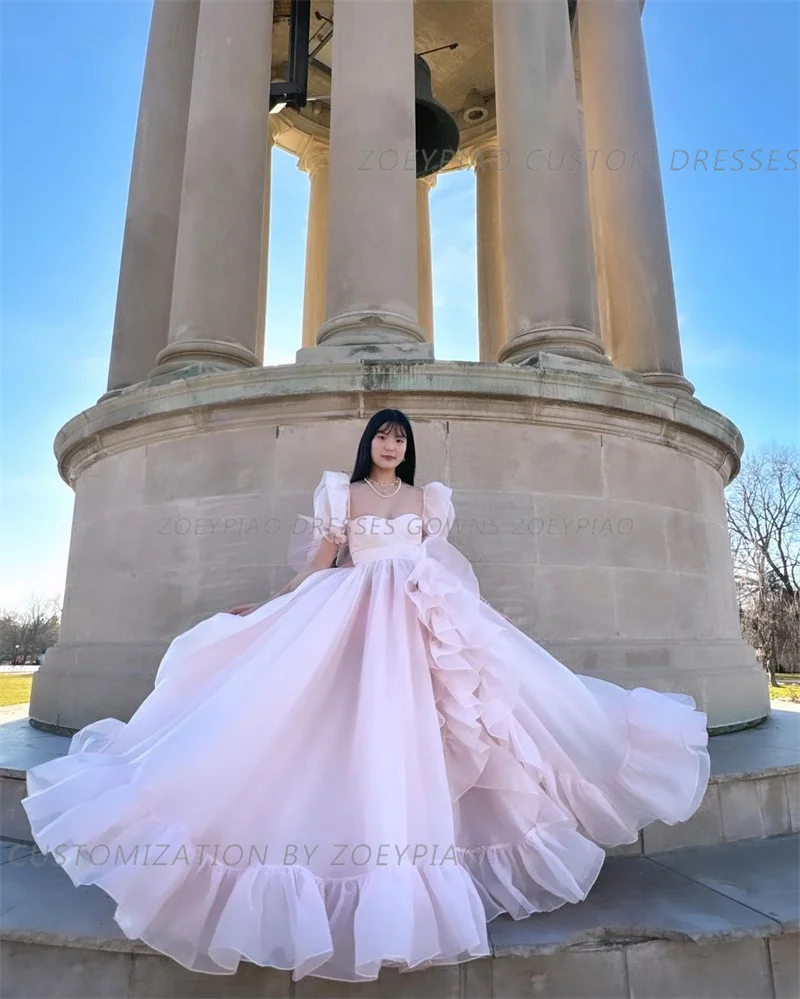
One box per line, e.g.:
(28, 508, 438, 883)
(371, 423, 408, 473)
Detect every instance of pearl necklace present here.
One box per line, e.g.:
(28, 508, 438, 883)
(365, 475, 402, 498)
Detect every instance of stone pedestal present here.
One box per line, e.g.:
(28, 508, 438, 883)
(30, 363, 766, 734)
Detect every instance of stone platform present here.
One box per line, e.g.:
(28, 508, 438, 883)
(1, 706, 798, 997)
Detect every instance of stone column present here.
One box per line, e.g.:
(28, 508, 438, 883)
(152, 0, 274, 378)
(470, 141, 507, 362)
(101, 0, 199, 401)
(417, 174, 436, 343)
(493, 0, 610, 367)
(578, 0, 694, 395)
(299, 139, 330, 350)
(297, 0, 430, 364)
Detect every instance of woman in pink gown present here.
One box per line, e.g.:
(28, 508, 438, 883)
(21, 408, 710, 983)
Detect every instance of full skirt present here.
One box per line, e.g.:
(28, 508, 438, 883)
(22, 537, 710, 982)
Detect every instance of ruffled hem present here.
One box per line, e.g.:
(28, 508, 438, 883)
(23, 739, 612, 980)
(543, 686, 710, 846)
(458, 822, 605, 921)
(405, 535, 711, 849)
(23, 747, 491, 982)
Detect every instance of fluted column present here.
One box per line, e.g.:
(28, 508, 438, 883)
(470, 141, 507, 362)
(493, 0, 610, 367)
(299, 0, 430, 363)
(578, 0, 694, 395)
(417, 174, 436, 343)
(101, 0, 199, 400)
(299, 139, 330, 350)
(152, 0, 274, 377)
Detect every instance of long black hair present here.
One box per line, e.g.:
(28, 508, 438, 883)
(349, 409, 417, 485)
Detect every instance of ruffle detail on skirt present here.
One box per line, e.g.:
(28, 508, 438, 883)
(456, 820, 606, 922)
(405, 536, 530, 805)
(542, 685, 710, 846)
(23, 742, 491, 982)
(404, 536, 711, 853)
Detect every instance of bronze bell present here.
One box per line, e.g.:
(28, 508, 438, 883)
(415, 54, 460, 179)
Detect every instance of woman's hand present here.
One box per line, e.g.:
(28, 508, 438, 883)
(228, 602, 260, 616)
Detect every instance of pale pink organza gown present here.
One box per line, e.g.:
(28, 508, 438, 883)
(22, 470, 710, 982)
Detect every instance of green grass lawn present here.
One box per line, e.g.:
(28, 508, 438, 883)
(0, 675, 33, 706)
(770, 683, 800, 703)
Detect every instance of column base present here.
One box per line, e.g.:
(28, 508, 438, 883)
(316, 309, 428, 348)
(300, 308, 433, 364)
(498, 326, 613, 366)
(513, 349, 639, 385)
(640, 370, 696, 397)
(296, 341, 435, 365)
(149, 339, 261, 378)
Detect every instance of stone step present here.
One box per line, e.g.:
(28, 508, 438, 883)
(1, 834, 797, 998)
(2, 706, 798, 854)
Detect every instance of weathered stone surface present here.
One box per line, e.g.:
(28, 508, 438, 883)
(642, 782, 724, 853)
(488, 855, 780, 956)
(293, 963, 461, 998)
(768, 932, 800, 999)
(710, 705, 800, 776)
(0, 940, 134, 999)
(755, 775, 792, 837)
(491, 947, 627, 998)
(719, 776, 771, 841)
(0, 839, 33, 864)
(129, 952, 292, 998)
(786, 771, 800, 831)
(652, 834, 800, 930)
(463, 956, 493, 997)
(0, 848, 135, 951)
(0, 779, 32, 843)
(626, 936, 773, 998)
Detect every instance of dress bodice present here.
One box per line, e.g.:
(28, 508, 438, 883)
(347, 513, 425, 564)
(312, 470, 456, 566)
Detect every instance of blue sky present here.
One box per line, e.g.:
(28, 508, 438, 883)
(1, 0, 797, 612)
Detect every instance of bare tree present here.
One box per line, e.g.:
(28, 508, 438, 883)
(0, 593, 61, 664)
(726, 443, 800, 683)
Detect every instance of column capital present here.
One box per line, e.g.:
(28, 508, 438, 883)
(297, 137, 329, 176)
(269, 113, 291, 141)
(465, 138, 509, 176)
(463, 135, 500, 168)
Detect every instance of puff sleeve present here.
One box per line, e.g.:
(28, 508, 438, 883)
(422, 481, 456, 539)
(312, 470, 350, 546)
